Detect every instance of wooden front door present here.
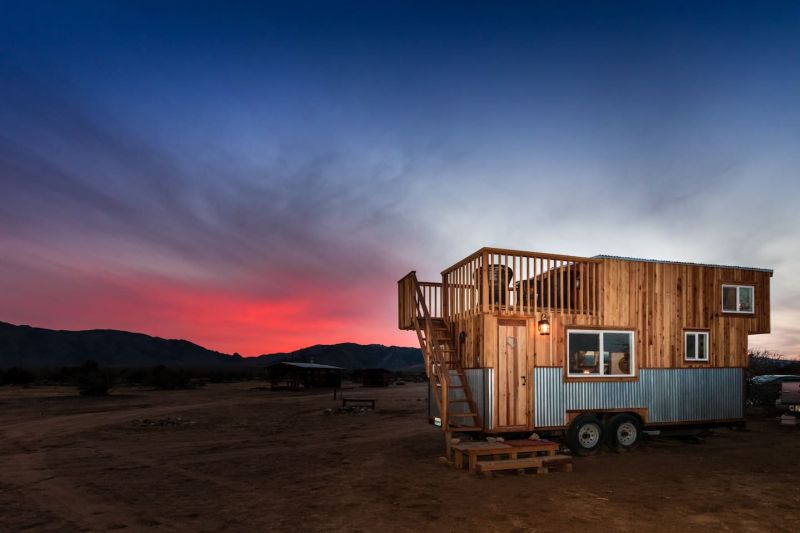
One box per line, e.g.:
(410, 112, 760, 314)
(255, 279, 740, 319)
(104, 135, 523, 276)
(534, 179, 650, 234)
(496, 320, 529, 429)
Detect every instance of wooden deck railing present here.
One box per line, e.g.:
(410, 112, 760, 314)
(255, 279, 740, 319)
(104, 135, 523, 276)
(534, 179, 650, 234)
(398, 272, 443, 329)
(441, 247, 601, 320)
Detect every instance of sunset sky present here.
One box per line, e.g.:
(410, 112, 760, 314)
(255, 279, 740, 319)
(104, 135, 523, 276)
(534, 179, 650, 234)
(1, 1, 799, 356)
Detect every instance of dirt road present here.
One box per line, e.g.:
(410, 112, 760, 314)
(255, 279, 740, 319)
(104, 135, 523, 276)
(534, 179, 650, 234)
(1, 382, 798, 532)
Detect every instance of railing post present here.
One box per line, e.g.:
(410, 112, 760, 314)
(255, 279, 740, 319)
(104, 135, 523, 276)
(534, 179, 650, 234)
(441, 272, 449, 322)
(481, 249, 489, 313)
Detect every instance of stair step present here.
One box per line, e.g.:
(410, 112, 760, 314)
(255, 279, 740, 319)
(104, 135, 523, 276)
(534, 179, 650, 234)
(449, 399, 472, 403)
(448, 425, 482, 432)
(449, 412, 478, 418)
(475, 457, 544, 473)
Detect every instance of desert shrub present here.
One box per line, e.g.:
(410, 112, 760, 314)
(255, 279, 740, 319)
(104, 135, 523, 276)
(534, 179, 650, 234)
(206, 368, 259, 383)
(52, 366, 78, 384)
(77, 360, 113, 396)
(4, 366, 34, 385)
(121, 368, 148, 386)
(151, 365, 193, 389)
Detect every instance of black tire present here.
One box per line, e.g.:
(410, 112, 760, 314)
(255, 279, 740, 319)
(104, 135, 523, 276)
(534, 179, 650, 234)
(605, 413, 643, 452)
(566, 414, 604, 456)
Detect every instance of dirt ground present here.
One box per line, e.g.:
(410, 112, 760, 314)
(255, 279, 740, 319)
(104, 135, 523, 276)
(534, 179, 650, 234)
(1, 382, 798, 532)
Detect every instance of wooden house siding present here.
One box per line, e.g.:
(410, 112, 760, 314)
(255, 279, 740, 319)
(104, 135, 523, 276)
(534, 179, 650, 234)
(597, 259, 770, 369)
(446, 256, 771, 373)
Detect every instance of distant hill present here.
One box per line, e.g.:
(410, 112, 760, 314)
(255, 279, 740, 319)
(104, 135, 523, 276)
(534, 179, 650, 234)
(0, 321, 238, 368)
(251, 343, 424, 372)
(0, 321, 423, 371)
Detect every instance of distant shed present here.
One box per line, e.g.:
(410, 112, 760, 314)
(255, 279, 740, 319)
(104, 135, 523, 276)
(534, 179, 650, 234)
(362, 368, 393, 387)
(266, 362, 343, 390)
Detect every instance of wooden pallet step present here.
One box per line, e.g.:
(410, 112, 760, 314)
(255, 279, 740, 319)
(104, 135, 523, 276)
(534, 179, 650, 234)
(476, 457, 544, 473)
(540, 455, 574, 472)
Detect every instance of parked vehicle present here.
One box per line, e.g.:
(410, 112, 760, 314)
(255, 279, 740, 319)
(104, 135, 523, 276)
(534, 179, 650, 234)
(748, 374, 800, 408)
(780, 380, 800, 417)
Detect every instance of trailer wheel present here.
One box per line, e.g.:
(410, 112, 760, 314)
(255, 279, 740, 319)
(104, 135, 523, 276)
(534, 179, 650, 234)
(606, 414, 642, 452)
(566, 414, 604, 456)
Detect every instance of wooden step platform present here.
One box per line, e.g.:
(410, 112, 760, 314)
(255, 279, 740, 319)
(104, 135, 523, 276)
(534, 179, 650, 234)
(449, 439, 570, 475)
(475, 454, 573, 476)
(475, 457, 543, 472)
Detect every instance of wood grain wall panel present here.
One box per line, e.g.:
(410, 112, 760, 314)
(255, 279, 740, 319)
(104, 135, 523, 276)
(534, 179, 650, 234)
(592, 259, 771, 370)
(445, 255, 770, 376)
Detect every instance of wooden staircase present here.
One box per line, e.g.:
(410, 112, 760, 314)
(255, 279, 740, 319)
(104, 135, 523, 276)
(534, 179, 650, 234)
(409, 274, 482, 433)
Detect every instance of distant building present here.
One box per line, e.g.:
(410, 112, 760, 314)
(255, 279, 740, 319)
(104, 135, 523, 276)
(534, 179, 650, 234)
(361, 368, 392, 387)
(266, 362, 343, 390)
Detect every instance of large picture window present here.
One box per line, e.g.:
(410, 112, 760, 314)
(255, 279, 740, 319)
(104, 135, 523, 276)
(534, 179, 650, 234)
(722, 284, 754, 314)
(567, 330, 635, 377)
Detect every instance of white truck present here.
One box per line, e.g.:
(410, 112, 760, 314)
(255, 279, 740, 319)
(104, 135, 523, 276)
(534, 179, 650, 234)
(780, 381, 800, 426)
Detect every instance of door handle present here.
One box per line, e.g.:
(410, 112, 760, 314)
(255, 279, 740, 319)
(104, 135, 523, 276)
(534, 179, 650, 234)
(521, 375, 527, 386)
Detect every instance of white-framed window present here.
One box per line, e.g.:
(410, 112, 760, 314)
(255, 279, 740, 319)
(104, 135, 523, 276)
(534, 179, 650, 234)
(567, 329, 635, 377)
(722, 284, 754, 314)
(684, 331, 709, 361)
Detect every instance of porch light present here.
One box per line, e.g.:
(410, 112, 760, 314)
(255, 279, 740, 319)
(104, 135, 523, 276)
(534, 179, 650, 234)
(537, 314, 550, 335)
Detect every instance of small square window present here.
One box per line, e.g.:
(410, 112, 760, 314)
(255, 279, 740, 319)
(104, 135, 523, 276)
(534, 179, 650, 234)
(685, 331, 709, 361)
(721, 285, 755, 314)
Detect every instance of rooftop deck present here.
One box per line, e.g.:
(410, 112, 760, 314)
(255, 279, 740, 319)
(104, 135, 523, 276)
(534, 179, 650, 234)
(399, 247, 601, 329)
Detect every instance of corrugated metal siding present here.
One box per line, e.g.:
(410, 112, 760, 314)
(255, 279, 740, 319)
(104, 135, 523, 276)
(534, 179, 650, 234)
(486, 369, 493, 430)
(428, 379, 438, 419)
(533, 367, 744, 427)
(428, 369, 491, 430)
(465, 369, 491, 429)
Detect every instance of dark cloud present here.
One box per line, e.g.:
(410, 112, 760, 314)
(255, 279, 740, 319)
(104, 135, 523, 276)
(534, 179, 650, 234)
(0, 67, 429, 305)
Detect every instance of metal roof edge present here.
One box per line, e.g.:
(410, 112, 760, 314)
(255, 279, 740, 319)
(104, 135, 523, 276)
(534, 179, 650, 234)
(593, 255, 773, 274)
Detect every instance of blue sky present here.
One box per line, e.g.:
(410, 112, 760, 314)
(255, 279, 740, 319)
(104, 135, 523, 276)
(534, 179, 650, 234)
(1, 1, 799, 354)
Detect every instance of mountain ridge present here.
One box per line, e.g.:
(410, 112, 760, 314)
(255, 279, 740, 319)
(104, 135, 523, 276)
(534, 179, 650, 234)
(0, 321, 423, 371)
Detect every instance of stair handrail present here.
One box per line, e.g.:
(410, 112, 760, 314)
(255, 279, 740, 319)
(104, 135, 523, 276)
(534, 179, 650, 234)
(408, 273, 451, 428)
(413, 276, 449, 382)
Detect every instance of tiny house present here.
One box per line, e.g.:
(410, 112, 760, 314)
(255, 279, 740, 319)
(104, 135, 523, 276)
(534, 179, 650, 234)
(398, 247, 772, 454)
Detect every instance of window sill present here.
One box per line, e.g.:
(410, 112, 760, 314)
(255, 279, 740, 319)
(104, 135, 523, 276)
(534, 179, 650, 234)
(564, 374, 638, 383)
